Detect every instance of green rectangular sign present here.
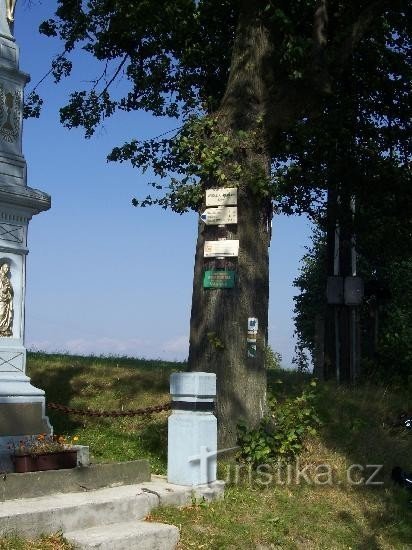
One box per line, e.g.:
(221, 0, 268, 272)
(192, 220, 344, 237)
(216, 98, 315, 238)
(203, 270, 235, 289)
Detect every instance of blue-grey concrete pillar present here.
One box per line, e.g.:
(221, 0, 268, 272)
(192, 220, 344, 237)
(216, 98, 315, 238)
(167, 372, 217, 486)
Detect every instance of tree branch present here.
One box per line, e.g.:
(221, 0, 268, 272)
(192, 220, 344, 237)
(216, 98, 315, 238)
(310, 1, 331, 95)
(336, 0, 391, 66)
(265, 0, 393, 137)
(313, 0, 328, 50)
(91, 60, 110, 91)
(30, 50, 68, 93)
(99, 54, 129, 98)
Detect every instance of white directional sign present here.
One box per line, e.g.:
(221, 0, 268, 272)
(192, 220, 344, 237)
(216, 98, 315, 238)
(206, 188, 237, 206)
(200, 206, 237, 225)
(204, 240, 239, 257)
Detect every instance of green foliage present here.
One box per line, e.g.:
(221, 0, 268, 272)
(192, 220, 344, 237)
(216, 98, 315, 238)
(264, 345, 282, 370)
(363, 258, 412, 382)
(237, 380, 320, 466)
(37, 0, 238, 131)
(206, 331, 224, 350)
(294, 225, 412, 382)
(23, 92, 43, 119)
(34, 0, 412, 218)
(127, 114, 244, 212)
(293, 227, 326, 370)
(174, 116, 243, 186)
(110, 114, 273, 211)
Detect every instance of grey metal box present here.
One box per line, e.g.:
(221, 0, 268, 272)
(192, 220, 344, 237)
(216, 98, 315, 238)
(327, 276, 344, 304)
(344, 276, 364, 306)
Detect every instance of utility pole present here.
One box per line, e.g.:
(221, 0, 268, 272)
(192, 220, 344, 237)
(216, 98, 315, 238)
(323, 64, 363, 383)
(324, 189, 362, 383)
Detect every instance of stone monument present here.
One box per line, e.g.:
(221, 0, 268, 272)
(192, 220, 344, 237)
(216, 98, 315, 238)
(0, 0, 52, 461)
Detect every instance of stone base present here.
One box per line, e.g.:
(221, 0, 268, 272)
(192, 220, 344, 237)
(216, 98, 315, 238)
(0, 394, 52, 453)
(0, 369, 53, 453)
(0, 401, 50, 436)
(0, 453, 11, 473)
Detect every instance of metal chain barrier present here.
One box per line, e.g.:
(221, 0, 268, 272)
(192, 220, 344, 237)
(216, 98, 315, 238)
(47, 401, 171, 418)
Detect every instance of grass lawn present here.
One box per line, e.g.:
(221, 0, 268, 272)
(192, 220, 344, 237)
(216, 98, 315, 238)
(1, 352, 412, 549)
(28, 351, 185, 474)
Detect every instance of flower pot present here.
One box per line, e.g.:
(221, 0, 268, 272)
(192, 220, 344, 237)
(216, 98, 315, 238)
(12, 454, 32, 473)
(12, 450, 77, 473)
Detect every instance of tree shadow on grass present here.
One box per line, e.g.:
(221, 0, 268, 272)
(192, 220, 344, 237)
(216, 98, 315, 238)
(293, 373, 412, 548)
(27, 351, 184, 434)
(109, 368, 172, 396)
(263, 370, 412, 547)
(137, 417, 168, 460)
(334, 508, 389, 550)
(27, 352, 85, 433)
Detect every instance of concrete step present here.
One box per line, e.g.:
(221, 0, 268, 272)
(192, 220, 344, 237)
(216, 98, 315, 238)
(65, 520, 180, 550)
(0, 484, 158, 537)
(0, 460, 151, 502)
(0, 477, 224, 539)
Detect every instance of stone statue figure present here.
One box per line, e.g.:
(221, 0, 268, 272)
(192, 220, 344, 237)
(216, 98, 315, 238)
(0, 0, 17, 36)
(6, 0, 16, 24)
(0, 262, 13, 336)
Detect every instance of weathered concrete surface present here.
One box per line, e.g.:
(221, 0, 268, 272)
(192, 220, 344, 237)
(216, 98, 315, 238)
(73, 445, 90, 467)
(65, 520, 180, 550)
(149, 475, 225, 505)
(0, 460, 151, 501)
(0, 476, 225, 538)
(0, 484, 158, 537)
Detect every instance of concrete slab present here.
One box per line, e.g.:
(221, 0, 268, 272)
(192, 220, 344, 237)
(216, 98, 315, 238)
(0, 459, 151, 501)
(0, 484, 158, 536)
(65, 520, 180, 550)
(144, 476, 225, 505)
(0, 476, 224, 540)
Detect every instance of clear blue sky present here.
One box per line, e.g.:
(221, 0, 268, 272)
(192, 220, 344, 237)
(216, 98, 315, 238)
(16, 1, 313, 366)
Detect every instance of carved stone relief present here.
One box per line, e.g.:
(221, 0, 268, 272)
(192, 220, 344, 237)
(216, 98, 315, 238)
(0, 261, 13, 336)
(0, 84, 20, 143)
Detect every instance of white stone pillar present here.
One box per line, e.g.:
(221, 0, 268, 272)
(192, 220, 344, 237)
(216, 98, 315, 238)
(168, 372, 217, 486)
(0, 3, 52, 456)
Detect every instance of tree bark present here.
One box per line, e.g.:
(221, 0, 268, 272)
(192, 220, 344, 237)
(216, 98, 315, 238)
(188, 3, 272, 447)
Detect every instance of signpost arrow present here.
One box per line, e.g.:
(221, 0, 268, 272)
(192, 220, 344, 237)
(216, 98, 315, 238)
(200, 206, 237, 225)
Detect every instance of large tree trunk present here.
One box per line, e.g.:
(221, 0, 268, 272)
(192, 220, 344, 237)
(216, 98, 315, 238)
(189, 187, 271, 447)
(188, 3, 272, 447)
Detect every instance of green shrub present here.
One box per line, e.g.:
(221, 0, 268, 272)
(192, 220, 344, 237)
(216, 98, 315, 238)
(264, 346, 282, 370)
(237, 380, 320, 467)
